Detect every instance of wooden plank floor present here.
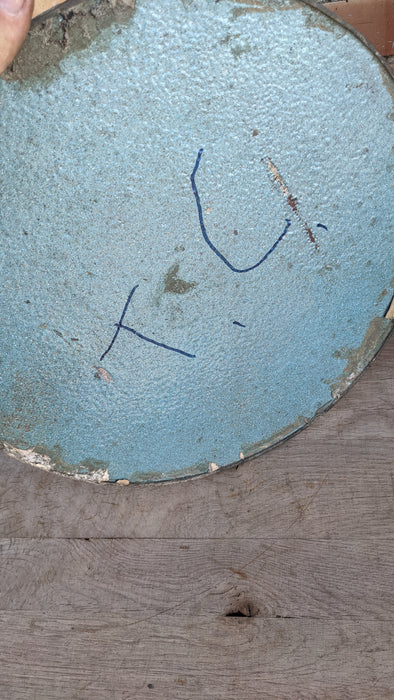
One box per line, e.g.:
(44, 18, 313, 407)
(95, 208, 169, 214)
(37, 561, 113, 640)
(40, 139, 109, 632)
(0, 332, 393, 699)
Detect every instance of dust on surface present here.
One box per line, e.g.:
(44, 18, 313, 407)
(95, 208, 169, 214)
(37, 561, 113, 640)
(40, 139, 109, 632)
(1, 0, 136, 83)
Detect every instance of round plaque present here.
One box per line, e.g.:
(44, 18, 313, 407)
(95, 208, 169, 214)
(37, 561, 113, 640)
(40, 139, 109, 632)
(1, 0, 393, 482)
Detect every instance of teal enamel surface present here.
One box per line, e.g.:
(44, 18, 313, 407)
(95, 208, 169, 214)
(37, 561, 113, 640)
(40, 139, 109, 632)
(1, 0, 393, 481)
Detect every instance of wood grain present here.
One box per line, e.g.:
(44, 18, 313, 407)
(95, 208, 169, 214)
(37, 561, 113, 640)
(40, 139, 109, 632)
(0, 614, 393, 699)
(0, 538, 393, 619)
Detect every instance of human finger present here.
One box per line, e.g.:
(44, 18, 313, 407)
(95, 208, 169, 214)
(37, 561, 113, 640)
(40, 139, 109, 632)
(0, 0, 34, 73)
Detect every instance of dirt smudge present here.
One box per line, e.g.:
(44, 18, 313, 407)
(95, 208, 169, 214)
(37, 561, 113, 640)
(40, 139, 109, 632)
(164, 263, 198, 295)
(1, 0, 137, 83)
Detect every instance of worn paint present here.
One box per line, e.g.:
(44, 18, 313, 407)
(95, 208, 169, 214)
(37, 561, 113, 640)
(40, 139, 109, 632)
(0, 0, 393, 482)
(329, 318, 393, 400)
(2, 443, 110, 482)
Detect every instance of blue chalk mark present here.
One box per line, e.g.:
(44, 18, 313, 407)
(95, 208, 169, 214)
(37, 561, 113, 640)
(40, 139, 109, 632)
(100, 285, 195, 361)
(233, 321, 246, 328)
(100, 285, 139, 361)
(191, 148, 291, 273)
(117, 324, 196, 358)
(317, 223, 328, 231)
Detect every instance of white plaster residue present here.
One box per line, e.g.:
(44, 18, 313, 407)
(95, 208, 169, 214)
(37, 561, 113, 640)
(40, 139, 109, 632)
(209, 462, 220, 472)
(2, 443, 110, 483)
(239, 451, 244, 460)
(73, 470, 110, 483)
(3, 443, 53, 471)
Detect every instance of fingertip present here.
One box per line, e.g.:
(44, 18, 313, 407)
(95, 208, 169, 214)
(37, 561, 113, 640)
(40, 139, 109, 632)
(0, 0, 34, 73)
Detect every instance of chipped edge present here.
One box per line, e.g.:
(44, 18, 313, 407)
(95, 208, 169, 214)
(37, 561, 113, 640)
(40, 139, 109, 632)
(209, 462, 220, 472)
(1, 442, 109, 483)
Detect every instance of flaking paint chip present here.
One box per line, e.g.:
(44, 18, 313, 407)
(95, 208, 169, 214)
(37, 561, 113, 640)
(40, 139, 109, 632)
(209, 462, 219, 472)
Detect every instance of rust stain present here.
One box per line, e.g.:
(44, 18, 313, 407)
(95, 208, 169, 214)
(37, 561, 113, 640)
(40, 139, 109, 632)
(266, 158, 319, 250)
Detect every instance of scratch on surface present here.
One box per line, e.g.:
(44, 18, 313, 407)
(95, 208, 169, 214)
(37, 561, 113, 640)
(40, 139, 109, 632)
(266, 158, 319, 250)
(220, 474, 330, 577)
(287, 474, 329, 522)
(103, 576, 234, 629)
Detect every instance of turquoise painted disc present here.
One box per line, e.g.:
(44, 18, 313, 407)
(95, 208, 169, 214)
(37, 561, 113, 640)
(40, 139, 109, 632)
(0, 0, 393, 482)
